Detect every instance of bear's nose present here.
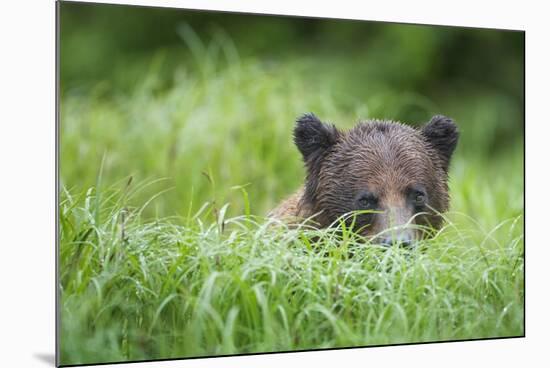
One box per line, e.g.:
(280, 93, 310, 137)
(380, 233, 413, 248)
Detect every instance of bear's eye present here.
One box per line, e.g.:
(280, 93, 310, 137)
(356, 192, 378, 209)
(409, 186, 427, 210)
(407, 185, 428, 211)
(414, 193, 426, 206)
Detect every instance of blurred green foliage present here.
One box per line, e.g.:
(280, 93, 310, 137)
(59, 1, 524, 220)
(60, 2, 524, 99)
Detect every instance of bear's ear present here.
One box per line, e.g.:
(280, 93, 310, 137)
(421, 115, 459, 172)
(294, 113, 340, 206)
(294, 113, 340, 165)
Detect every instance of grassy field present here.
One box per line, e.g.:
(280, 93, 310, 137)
(59, 19, 524, 366)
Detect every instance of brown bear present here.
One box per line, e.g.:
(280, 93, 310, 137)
(269, 113, 459, 246)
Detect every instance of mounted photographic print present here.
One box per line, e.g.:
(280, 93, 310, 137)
(57, 1, 525, 366)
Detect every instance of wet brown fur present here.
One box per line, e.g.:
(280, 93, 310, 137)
(270, 113, 459, 242)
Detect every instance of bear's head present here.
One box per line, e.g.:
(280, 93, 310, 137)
(294, 113, 459, 246)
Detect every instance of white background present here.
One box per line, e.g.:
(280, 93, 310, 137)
(0, 0, 547, 367)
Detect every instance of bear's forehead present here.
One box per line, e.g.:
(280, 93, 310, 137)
(348, 120, 420, 141)
(339, 121, 430, 160)
(324, 121, 435, 189)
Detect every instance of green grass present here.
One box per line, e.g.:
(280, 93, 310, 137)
(59, 181, 523, 365)
(59, 28, 524, 365)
